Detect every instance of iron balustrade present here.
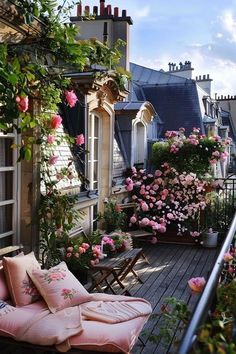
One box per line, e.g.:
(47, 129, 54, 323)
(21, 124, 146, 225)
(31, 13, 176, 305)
(178, 212, 236, 354)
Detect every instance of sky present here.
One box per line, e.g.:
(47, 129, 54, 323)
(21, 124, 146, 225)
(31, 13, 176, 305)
(70, 0, 236, 96)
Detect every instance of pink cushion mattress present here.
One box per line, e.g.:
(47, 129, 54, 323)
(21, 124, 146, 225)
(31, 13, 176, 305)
(0, 300, 149, 353)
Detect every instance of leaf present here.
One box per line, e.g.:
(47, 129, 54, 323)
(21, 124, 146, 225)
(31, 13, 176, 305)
(7, 73, 18, 85)
(25, 147, 32, 161)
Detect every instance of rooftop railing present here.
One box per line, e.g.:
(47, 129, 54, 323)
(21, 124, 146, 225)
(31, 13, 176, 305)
(178, 211, 236, 354)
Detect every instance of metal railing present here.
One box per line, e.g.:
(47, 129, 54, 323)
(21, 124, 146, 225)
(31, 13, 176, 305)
(178, 212, 236, 354)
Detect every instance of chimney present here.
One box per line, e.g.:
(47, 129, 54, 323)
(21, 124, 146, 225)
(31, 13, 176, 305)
(70, 0, 133, 71)
(167, 60, 194, 79)
(196, 74, 213, 95)
(107, 4, 112, 15)
(77, 3, 82, 16)
(93, 6, 98, 15)
(114, 7, 119, 17)
(84, 5, 90, 15)
(100, 0, 105, 16)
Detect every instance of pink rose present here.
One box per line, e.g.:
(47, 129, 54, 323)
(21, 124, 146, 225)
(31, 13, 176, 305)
(82, 243, 90, 250)
(65, 90, 78, 108)
(48, 155, 58, 165)
(67, 247, 73, 252)
(130, 216, 137, 224)
(141, 202, 149, 211)
(75, 134, 85, 145)
(126, 183, 133, 191)
(140, 217, 150, 226)
(51, 114, 62, 129)
(47, 135, 56, 144)
(16, 96, 29, 112)
(188, 277, 206, 293)
(149, 236, 158, 244)
(223, 252, 233, 262)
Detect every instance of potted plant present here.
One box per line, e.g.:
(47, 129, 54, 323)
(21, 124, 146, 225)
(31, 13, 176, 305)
(98, 198, 127, 233)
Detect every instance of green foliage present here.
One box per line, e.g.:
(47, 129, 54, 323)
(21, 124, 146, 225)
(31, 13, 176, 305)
(143, 297, 190, 347)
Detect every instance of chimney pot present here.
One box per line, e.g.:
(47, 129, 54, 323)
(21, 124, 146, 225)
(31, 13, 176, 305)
(114, 7, 119, 17)
(100, 1, 105, 15)
(228, 95, 230, 99)
(122, 9, 127, 17)
(203, 75, 206, 80)
(224, 96, 227, 99)
(234, 95, 236, 99)
(221, 95, 223, 99)
(85, 5, 90, 14)
(207, 74, 209, 79)
(77, 3, 82, 16)
(199, 75, 201, 80)
(93, 6, 98, 15)
(107, 4, 112, 15)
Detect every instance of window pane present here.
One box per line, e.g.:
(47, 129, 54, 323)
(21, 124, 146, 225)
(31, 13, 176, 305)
(0, 138, 13, 167)
(0, 204, 13, 234)
(94, 116, 99, 137)
(0, 171, 13, 201)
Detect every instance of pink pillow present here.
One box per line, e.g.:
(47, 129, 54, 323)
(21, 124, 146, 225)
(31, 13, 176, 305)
(3, 252, 41, 306)
(28, 261, 90, 313)
(0, 267, 9, 301)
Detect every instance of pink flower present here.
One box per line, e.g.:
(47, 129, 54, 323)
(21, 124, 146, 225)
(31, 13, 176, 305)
(75, 134, 85, 145)
(16, 96, 29, 112)
(48, 155, 58, 165)
(130, 216, 137, 224)
(149, 236, 158, 244)
(223, 252, 233, 262)
(47, 135, 56, 144)
(141, 202, 149, 211)
(67, 247, 74, 252)
(158, 225, 166, 233)
(126, 183, 134, 191)
(167, 213, 174, 220)
(82, 243, 90, 250)
(51, 114, 62, 129)
(65, 90, 78, 108)
(188, 277, 206, 293)
(140, 217, 150, 226)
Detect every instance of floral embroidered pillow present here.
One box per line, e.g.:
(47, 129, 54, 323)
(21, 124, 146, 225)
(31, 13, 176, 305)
(3, 252, 41, 307)
(28, 261, 90, 313)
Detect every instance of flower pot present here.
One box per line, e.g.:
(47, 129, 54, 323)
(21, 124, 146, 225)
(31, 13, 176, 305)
(201, 231, 218, 248)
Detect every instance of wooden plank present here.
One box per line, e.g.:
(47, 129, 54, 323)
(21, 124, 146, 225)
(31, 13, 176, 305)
(0, 245, 23, 257)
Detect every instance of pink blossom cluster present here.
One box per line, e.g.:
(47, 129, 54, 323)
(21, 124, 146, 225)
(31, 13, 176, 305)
(65, 242, 102, 268)
(166, 128, 229, 166)
(125, 164, 213, 236)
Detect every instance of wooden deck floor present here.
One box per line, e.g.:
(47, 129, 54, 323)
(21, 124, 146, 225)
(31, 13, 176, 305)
(119, 242, 219, 354)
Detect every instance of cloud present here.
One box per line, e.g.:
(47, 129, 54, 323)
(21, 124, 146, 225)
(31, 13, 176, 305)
(218, 9, 236, 42)
(133, 6, 150, 19)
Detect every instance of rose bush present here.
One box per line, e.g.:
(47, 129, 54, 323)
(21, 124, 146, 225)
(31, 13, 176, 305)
(125, 165, 212, 238)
